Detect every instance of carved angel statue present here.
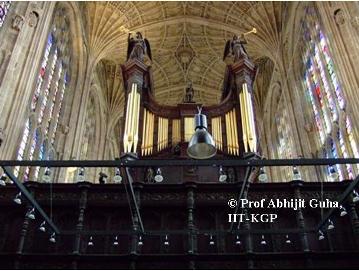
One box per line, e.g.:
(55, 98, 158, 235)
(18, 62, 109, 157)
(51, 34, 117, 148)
(223, 28, 256, 62)
(127, 32, 152, 62)
(223, 34, 248, 62)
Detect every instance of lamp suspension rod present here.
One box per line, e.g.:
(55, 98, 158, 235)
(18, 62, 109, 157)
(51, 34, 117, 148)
(316, 174, 359, 231)
(2, 166, 60, 234)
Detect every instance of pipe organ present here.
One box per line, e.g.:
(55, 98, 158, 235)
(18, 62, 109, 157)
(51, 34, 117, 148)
(225, 109, 239, 155)
(184, 117, 195, 142)
(240, 82, 257, 153)
(120, 38, 258, 159)
(172, 119, 181, 145)
(211, 116, 223, 151)
(141, 108, 154, 156)
(123, 83, 141, 153)
(157, 117, 169, 152)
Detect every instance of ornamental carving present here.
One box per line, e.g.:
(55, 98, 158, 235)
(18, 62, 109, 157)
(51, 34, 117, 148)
(334, 9, 346, 26)
(12, 14, 25, 31)
(28, 11, 39, 28)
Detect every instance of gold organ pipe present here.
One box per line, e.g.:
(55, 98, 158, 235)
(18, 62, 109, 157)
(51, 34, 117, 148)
(244, 83, 256, 152)
(228, 111, 236, 154)
(147, 111, 151, 155)
(215, 118, 219, 149)
(133, 88, 140, 153)
(160, 118, 165, 150)
(211, 118, 217, 147)
(165, 118, 168, 148)
(219, 117, 223, 151)
(150, 113, 154, 154)
(123, 84, 134, 152)
(148, 112, 153, 155)
(225, 113, 230, 154)
(166, 119, 168, 148)
(229, 110, 236, 154)
(231, 110, 237, 155)
(225, 112, 231, 154)
(129, 84, 137, 152)
(158, 117, 162, 151)
(141, 109, 147, 156)
(233, 109, 239, 155)
(241, 84, 249, 152)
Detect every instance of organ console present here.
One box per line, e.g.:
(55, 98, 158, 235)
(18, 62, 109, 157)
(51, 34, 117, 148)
(120, 32, 259, 160)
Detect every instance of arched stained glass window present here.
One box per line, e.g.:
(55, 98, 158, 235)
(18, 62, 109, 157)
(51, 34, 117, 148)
(301, 5, 358, 181)
(275, 98, 295, 180)
(0, 1, 11, 28)
(15, 7, 71, 182)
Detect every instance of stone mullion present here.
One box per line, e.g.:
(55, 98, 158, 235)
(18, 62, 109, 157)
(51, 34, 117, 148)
(34, 45, 57, 119)
(48, 76, 65, 143)
(18, 123, 37, 179)
(41, 58, 62, 138)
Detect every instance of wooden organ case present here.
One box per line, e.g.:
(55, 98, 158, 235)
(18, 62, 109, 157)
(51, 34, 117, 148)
(120, 37, 259, 183)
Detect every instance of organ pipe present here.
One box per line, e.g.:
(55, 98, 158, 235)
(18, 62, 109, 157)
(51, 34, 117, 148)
(157, 117, 169, 152)
(225, 109, 239, 155)
(141, 108, 155, 156)
(184, 117, 194, 142)
(240, 83, 257, 153)
(211, 117, 223, 151)
(172, 119, 181, 145)
(123, 83, 141, 153)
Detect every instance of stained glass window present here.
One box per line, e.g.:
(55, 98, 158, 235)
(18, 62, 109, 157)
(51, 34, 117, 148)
(15, 8, 71, 182)
(0, 1, 11, 28)
(275, 100, 295, 180)
(302, 6, 358, 181)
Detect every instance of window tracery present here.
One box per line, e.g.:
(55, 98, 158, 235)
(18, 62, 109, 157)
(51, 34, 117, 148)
(302, 6, 358, 181)
(15, 8, 71, 182)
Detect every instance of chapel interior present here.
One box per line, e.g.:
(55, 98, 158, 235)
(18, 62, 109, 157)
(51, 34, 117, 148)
(0, 1, 359, 269)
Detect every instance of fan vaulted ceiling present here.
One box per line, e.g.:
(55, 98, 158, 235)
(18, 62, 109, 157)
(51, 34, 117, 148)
(81, 1, 286, 106)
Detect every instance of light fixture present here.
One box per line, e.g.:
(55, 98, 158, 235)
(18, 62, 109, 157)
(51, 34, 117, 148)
(327, 219, 334, 230)
(318, 230, 325, 241)
(258, 167, 268, 182)
(260, 235, 267, 245)
(88, 236, 94, 246)
(353, 190, 359, 203)
(292, 166, 302, 181)
(138, 235, 143, 246)
(209, 235, 215, 246)
(99, 172, 107, 184)
(42, 167, 51, 183)
(114, 168, 122, 184)
(218, 166, 227, 183)
(14, 192, 22, 205)
(285, 234, 291, 244)
(113, 236, 119, 246)
(187, 107, 217, 159)
(164, 234, 169, 246)
(39, 221, 46, 232)
(77, 167, 85, 182)
(0, 174, 6, 186)
(27, 208, 35, 220)
(329, 165, 339, 181)
(49, 232, 56, 243)
(340, 205, 347, 217)
(154, 168, 163, 183)
(235, 235, 241, 245)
